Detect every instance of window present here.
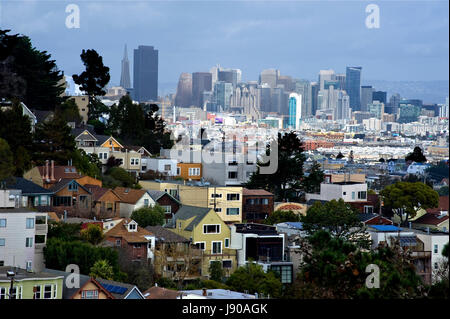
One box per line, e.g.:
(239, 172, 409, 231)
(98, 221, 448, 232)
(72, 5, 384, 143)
(26, 261, 32, 272)
(33, 286, 41, 299)
(188, 167, 200, 176)
(222, 260, 232, 268)
(144, 199, 149, 207)
(116, 239, 121, 247)
(0, 261, 4, 266)
(203, 225, 220, 234)
(162, 206, 171, 214)
(270, 265, 293, 284)
(26, 218, 35, 229)
(68, 182, 78, 191)
(343, 192, 346, 195)
(176, 167, 181, 175)
(228, 171, 238, 179)
(358, 191, 367, 200)
(228, 161, 238, 166)
(195, 242, 205, 250)
(81, 290, 99, 299)
(351, 192, 356, 200)
(128, 223, 137, 231)
(434, 244, 438, 254)
(226, 208, 240, 215)
(0, 219, 6, 227)
(262, 198, 269, 205)
(26, 237, 33, 248)
(133, 244, 142, 248)
(434, 262, 439, 270)
(35, 235, 46, 244)
(164, 164, 171, 171)
(212, 241, 222, 254)
(178, 222, 182, 230)
(214, 208, 222, 213)
(0, 238, 5, 246)
(224, 238, 230, 248)
(0, 287, 6, 299)
(227, 194, 240, 201)
(168, 189, 178, 198)
(364, 206, 374, 214)
(211, 193, 222, 198)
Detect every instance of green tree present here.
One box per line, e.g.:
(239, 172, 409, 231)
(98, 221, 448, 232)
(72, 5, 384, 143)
(32, 117, 76, 165)
(426, 161, 449, 181)
(0, 100, 33, 175)
(103, 167, 137, 188)
(246, 132, 305, 202)
(300, 199, 369, 248)
(47, 221, 81, 241)
(380, 181, 439, 226)
(405, 146, 427, 163)
(226, 262, 283, 298)
(209, 261, 225, 283)
(89, 259, 114, 280)
(56, 98, 82, 124)
(80, 224, 105, 245)
(72, 49, 110, 120)
(0, 138, 15, 183)
(71, 149, 102, 179)
(437, 186, 449, 196)
(264, 210, 300, 225)
(303, 161, 324, 193)
(292, 230, 424, 299)
(130, 206, 165, 228)
(0, 29, 64, 110)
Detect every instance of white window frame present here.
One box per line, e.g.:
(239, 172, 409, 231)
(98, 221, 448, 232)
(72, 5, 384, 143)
(33, 285, 41, 299)
(0, 219, 6, 228)
(26, 218, 35, 229)
(211, 241, 222, 255)
(26, 237, 33, 248)
(226, 207, 240, 216)
(226, 193, 240, 201)
(203, 224, 221, 234)
(0, 287, 6, 299)
(434, 244, 438, 254)
(43, 284, 52, 299)
(224, 238, 230, 248)
(0, 238, 5, 246)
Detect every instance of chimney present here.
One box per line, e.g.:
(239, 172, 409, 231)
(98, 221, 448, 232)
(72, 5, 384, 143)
(45, 160, 49, 180)
(51, 160, 55, 181)
(202, 288, 207, 296)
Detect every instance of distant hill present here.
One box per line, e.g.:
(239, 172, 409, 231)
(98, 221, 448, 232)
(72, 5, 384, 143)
(363, 80, 449, 104)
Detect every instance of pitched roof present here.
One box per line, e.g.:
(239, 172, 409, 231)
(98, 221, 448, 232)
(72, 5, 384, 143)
(104, 218, 153, 243)
(143, 286, 181, 299)
(413, 213, 449, 226)
(166, 205, 212, 231)
(113, 187, 148, 204)
(145, 225, 190, 243)
(4, 177, 53, 195)
(85, 184, 120, 202)
(42, 268, 91, 299)
(358, 213, 379, 222)
(97, 278, 143, 299)
(243, 188, 273, 196)
(37, 165, 82, 180)
(48, 178, 91, 194)
(276, 202, 305, 211)
(147, 190, 180, 204)
(427, 196, 449, 214)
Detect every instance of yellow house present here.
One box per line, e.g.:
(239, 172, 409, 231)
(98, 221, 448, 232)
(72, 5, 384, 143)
(140, 181, 243, 223)
(100, 136, 123, 152)
(166, 205, 237, 278)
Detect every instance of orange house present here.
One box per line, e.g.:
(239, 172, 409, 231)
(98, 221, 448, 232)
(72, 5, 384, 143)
(176, 163, 202, 181)
(76, 175, 102, 187)
(100, 136, 123, 152)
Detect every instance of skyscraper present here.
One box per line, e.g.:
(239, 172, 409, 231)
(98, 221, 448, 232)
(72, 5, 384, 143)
(311, 82, 319, 116)
(120, 44, 131, 89)
(259, 69, 279, 88)
(334, 91, 351, 120)
(372, 91, 387, 104)
(133, 45, 158, 102)
(360, 85, 373, 112)
(192, 72, 212, 108)
(174, 73, 193, 108)
(345, 66, 362, 111)
(288, 93, 302, 129)
(214, 81, 233, 111)
(318, 70, 335, 90)
(294, 79, 312, 117)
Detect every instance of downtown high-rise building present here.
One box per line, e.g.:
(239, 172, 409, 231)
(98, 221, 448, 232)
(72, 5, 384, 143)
(133, 45, 158, 102)
(174, 72, 193, 108)
(372, 91, 387, 104)
(214, 81, 233, 111)
(334, 91, 351, 120)
(192, 72, 212, 108)
(259, 69, 280, 88)
(345, 66, 362, 111)
(288, 93, 302, 129)
(360, 85, 373, 112)
(387, 93, 401, 115)
(120, 44, 131, 89)
(335, 74, 346, 91)
(318, 69, 336, 90)
(294, 79, 312, 117)
(311, 82, 319, 116)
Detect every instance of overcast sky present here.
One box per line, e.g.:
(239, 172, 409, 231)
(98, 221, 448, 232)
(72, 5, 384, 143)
(1, 0, 448, 86)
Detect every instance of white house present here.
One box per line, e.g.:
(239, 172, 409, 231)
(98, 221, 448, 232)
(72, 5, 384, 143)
(113, 187, 157, 218)
(147, 158, 178, 176)
(306, 181, 368, 203)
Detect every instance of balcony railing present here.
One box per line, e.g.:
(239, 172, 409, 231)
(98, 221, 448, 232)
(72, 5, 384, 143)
(35, 224, 48, 233)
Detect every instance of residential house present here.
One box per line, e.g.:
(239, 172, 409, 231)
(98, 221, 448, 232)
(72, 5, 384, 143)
(0, 267, 63, 299)
(141, 180, 244, 223)
(4, 177, 53, 208)
(147, 157, 178, 176)
(146, 225, 202, 281)
(242, 188, 274, 223)
(230, 223, 293, 284)
(0, 99, 36, 132)
(176, 162, 202, 181)
(367, 225, 432, 284)
(143, 286, 182, 299)
(180, 288, 257, 299)
(412, 213, 449, 232)
(165, 205, 237, 278)
(126, 146, 152, 173)
(359, 213, 393, 226)
(68, 95, 89, 125)
(85, 184, 121, 219)
(113, 187, 156, 218)
(0, 208, 48, 272)
(147, 190, 181, 223)
(274, 202, 307, 216)
(48, 179, 93, 217)
(103, 218, 154, 262)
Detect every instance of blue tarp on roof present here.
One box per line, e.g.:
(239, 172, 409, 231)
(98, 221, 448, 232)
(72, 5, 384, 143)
(370, 225, 401, 232)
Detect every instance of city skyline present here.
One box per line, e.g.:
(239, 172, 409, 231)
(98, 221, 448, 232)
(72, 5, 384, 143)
(0, 1, 448, 88)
